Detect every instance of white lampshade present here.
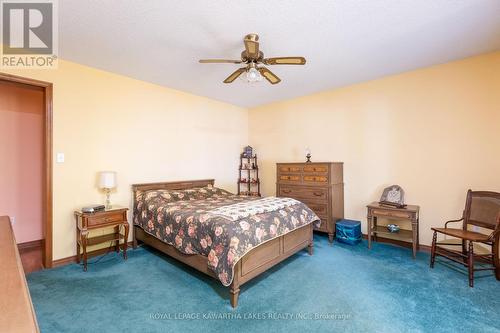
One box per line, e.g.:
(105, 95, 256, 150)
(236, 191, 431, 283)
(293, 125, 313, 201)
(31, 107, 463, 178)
(99, 171, 116, 189)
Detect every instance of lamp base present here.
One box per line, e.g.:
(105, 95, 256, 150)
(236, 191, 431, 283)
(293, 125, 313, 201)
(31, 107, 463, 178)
(105, 189, 112, 210)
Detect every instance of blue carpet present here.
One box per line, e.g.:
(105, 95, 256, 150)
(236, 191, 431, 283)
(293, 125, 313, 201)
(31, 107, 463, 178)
(28, 235, 500, 333)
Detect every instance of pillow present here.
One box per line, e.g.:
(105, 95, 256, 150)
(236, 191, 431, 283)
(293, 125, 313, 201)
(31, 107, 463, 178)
(195, 186, 233, 198)
(141, 186, 233, 203)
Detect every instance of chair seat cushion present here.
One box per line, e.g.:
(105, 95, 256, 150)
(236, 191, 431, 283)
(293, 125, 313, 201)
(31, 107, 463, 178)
(432, 227, 490, 241)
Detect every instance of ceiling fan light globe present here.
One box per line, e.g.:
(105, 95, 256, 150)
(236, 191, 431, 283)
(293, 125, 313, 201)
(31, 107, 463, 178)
(245, 67, 262, 83)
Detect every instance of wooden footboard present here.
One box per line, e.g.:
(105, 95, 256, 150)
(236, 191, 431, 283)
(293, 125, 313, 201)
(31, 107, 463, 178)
(229, 222, 313, 307)
(134, 223, 313, 308)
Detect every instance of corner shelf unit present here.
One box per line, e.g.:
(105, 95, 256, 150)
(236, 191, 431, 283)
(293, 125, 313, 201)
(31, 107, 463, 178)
(238, 153, 261, 197)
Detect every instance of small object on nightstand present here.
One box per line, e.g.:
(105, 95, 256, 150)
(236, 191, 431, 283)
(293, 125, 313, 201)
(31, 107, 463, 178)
(81, 204, 105, 213)
(379, 185, 406, 208)
(74, 207, 129, 271)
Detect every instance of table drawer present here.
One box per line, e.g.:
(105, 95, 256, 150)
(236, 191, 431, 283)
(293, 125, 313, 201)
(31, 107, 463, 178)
(278, 174, 301, 182)
(372, 209, 412, 219)
(303, 175, 329, 184)
(87, 213, 123, 227)
(303, 164, 329, 173)
(279, 186, 329, 201)
(303, 201, 328, 218)
(278, 165, 302, 173)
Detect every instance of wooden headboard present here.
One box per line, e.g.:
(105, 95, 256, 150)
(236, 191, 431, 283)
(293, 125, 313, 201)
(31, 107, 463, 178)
(131, 179, 215, 193)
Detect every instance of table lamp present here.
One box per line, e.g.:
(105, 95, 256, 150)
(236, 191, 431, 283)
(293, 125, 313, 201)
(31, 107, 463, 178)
(99, 171, 116, 209)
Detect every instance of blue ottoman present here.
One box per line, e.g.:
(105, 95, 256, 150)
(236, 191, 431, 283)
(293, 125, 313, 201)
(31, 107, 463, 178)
(336, 219, 362, 245)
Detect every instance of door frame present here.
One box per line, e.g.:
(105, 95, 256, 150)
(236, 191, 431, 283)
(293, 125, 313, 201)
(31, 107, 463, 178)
(0, 72, 53, 268)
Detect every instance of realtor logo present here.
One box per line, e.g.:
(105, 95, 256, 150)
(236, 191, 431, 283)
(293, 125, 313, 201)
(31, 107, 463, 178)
(1, 0, 58, 68)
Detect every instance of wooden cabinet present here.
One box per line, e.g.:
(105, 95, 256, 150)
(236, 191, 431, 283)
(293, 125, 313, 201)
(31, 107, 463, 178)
(74, 207, 129, 271)
(367, 202, 420, 258)
(0, 216, 39, 333)
(276, 162, 344, 243)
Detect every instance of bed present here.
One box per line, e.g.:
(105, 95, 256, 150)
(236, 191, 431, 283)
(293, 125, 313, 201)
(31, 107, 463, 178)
(132, 179, 319, 307)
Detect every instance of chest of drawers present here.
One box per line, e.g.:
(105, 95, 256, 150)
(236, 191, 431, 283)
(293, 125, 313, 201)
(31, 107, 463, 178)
(276, 162, 344, 243)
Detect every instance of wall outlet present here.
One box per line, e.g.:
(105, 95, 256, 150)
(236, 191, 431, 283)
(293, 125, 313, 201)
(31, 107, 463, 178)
(10, 216, 15, 225)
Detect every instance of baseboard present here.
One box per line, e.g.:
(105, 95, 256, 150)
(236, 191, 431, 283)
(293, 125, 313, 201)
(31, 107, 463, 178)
(361, 234, 431, 253)
(18, 239, 43, 253)
(52, 241, 134, 268)
(52, 236, 428, 268)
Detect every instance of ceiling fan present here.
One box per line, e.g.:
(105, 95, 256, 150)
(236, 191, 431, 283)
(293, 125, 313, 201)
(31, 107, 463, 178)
(199, 34, 306, 85)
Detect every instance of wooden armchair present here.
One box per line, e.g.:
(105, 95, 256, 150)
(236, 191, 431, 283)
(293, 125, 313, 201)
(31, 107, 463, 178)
(430, 190, 500, 287)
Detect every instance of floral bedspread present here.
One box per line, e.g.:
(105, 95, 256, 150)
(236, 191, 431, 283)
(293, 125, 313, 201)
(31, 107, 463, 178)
(133, 186, 320, 286)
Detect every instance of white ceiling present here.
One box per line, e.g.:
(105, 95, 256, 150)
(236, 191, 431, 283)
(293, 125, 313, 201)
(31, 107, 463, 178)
(59, 0, 500, 108)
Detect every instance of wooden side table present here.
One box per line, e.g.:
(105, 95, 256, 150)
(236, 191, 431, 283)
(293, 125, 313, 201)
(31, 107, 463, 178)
(367, 202, 420, 258)
(74, 207, 129, 271)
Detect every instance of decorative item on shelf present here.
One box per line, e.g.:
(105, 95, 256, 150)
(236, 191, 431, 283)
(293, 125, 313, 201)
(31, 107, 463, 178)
(238, 147, 261, 197)
(387, 224, 400, 233)
(305, 147, 312, 163)
(243, 146, 253, 158)
(379, 185, 406, 208)
(99, 171, 116, 209)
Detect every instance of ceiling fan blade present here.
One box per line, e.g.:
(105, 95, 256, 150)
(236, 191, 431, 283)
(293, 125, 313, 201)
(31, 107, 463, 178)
(223, 68, 246, 83)
(199, 59, 242, 64)
(263, 57, 306, 65)
(243, 34, 260, 59)
(258, 67, 281, 85)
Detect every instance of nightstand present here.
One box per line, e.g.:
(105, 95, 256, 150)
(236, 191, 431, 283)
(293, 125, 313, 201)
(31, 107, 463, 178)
(367, 202, 420, 258)
(74, 206, 129, 271)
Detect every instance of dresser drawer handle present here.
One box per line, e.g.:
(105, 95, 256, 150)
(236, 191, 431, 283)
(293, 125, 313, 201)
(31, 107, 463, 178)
(282, 189, 291, 194)
(313, 192, 324, 196)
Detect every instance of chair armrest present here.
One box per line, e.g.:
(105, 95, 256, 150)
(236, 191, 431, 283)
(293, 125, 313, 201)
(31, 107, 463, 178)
(488, 215, 500, 241)
(444, 218, 463, 228)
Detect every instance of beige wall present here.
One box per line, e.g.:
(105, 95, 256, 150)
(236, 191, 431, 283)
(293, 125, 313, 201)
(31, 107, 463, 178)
(3, 60, 248, 260)
(3, 51, 499, 259)
(249, 52, 500, 246)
